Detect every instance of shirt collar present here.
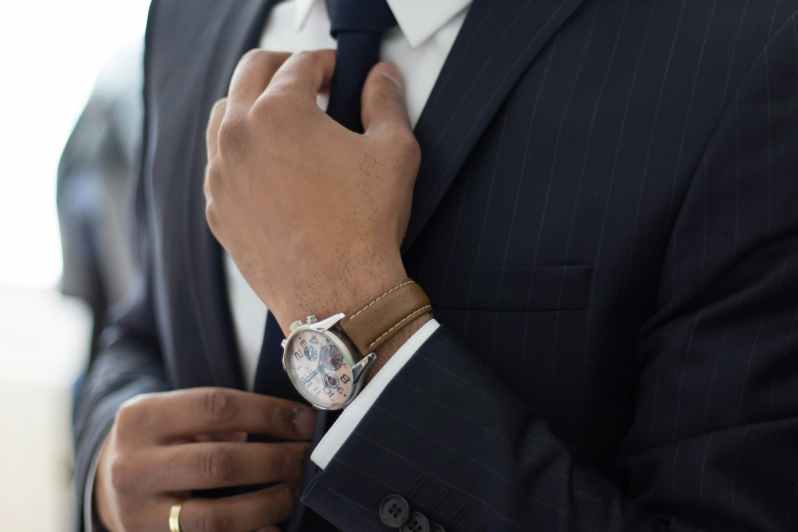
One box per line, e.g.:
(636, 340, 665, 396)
(293, 0, 471, 48)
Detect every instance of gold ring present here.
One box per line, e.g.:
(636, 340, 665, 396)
(169, 503, 183, 532)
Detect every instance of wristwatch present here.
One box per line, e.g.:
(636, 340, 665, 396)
(281, 280, 431, 410)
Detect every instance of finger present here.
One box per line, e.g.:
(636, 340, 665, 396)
(142, 441, 308, 492)
(206, 98, 227, 161)
(194, 431, 247, 443)
(166, 484, 295, 532)
(228, 49, 291, 108)
(261, 49, 336, 104)
(122, 388, 316, 443)
(361, 62, 411, 134)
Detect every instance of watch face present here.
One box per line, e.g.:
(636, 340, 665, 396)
(284, 328, 355, 409)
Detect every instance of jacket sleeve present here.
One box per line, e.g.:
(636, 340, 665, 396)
(71, 6, 171, 530)
(300, 13, 798, 532)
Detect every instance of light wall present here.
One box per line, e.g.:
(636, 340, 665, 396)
(0, 1, 150, 529)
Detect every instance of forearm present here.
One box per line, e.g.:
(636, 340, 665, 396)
(301, 326, 789, 531)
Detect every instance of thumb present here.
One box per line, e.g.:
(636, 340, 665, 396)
(361, 62, 411, 134)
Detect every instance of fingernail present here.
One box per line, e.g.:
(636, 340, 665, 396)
(379, 63, 403, 89)
(293, 407, 316, 437)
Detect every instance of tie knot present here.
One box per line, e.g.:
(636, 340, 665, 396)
(326, 0, 397, 38)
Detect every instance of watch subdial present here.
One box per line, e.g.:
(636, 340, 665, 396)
(302, 343, 319, 362)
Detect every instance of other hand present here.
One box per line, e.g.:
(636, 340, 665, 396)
(204, 49, 421, 333)
(94, 387, 316, 532)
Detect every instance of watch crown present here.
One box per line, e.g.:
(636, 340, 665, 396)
(306, 315, 318, 324)
(289, 320, 303, 332)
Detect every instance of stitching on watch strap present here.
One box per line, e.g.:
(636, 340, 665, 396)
(348, 279, 415, 322)
(367, 303, 432, 351)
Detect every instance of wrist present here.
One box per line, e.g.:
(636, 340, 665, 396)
(271, 251, 408, 335)
(278, 262, 432, 409)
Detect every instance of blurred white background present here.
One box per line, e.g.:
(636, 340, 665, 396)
(0, 1, 150, 529)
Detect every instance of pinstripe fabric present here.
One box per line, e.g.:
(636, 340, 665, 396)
(73, 0, 798, 531)
(304, 1, 798, 530)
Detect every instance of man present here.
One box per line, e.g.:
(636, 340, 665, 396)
(73, 0, 798, 530)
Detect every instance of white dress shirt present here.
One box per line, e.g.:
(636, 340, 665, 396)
(87, 1, 469, 528)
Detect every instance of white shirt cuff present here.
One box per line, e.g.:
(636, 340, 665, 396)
(310, 318, 440, 469)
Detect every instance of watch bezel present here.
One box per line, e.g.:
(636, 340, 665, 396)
(282, 318, 360, 410)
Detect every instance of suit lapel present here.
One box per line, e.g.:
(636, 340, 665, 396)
(182, 0, 279, 389)
(404, 0, 588, 250)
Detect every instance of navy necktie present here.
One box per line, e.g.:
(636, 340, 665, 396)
(252, 0, 396, 397)
(325, 0, 397, 131)
(246, 4, 397, 530)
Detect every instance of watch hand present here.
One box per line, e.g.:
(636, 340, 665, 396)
(303, 369, 319, 384)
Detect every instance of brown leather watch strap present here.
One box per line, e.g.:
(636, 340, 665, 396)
(338, 280, 432, 356)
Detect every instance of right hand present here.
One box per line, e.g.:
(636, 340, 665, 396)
(94, 387, 317, 532)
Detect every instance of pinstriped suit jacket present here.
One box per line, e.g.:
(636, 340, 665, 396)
(73, 0, 798, 530)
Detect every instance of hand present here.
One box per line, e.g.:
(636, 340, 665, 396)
(94, 388, 317, 532)
(204, 49, 421, 334)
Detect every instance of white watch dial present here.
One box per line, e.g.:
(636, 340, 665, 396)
(285, 328, 354, 409)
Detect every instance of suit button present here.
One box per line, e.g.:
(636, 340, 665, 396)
(401, 511, 430, 532)
(431, 523, 446, 532)
(379, 494, 410, 528)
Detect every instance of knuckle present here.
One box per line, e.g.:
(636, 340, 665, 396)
(115, 394, 152, 434)
(201, 389, 237, 424)
(210, 98, 227, 119)
(285, 445, 306, 480)
(240, 48, 267, 66)
(196, 507, 234, 532)
(265, 443, 304, 483)
(217, 114, 249, 154)
(116, 501, 141, 531)
(114, 403, 136, 433)
(391, 127, 421, 162)
(108, 453, 136, 494)
(273, 483, 296, 512)
(253, 90, 296, 125)
(204, 201, 219, 232)
(270, 402, 295, 435)
(116, 512, 134, 531)
(260, 484, 296, 523)
(201, 447, 238, 483)
(249, 96, 279, 125)
(268, 445, 290, 478)
(204, 168, 220, 220)
(203, 162, 223, 199)
(241, 48, 280, 70)
(293, 49, 317, 65)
